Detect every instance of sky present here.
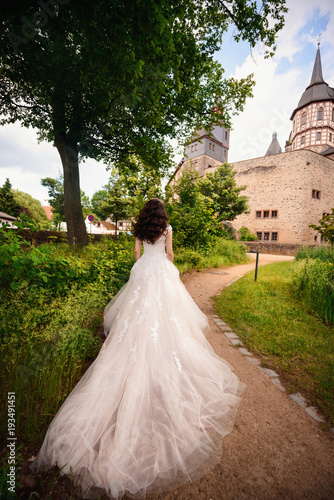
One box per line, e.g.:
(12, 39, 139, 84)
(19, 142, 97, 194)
(1, 0, 334, 205)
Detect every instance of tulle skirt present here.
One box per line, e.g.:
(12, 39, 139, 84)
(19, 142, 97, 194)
(31, 253, 246, 498)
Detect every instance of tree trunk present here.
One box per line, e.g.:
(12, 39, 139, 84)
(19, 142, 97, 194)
(55, 133, 89, 246)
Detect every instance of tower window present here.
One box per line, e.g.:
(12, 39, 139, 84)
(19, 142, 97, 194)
(312, 190, 321, 199)
(256, 211, 262, 218)
(332, 108, 334, 121)
(209, 143, 212, 150)
(263, 210, 270, 218)
(271, 210, 278, 218)
(301, 135, 305, 144)
(330, 133, 333, 142)
(271, 232, 278, 241)
(225, 131, 228, 140)
(302, 112, 306, 125)
(264, 232, 270, 241)
(318, 107, 323, 120)
(256, 232, 262, 241)
(212, 144, 215, 151)
(191, 145, 194, 152)
(194, 144, 197, 151)
(316, 132, 321, 141)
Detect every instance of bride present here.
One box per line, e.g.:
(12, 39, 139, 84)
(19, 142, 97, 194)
(31, 198, 245, 499)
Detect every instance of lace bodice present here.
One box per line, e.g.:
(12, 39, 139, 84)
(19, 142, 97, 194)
(142, 224, 172, 258)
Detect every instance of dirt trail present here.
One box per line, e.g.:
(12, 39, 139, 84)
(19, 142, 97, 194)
(152, 254, 334, 500)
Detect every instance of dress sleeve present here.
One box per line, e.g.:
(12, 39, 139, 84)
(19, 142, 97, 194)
(166, 224, 172, 233)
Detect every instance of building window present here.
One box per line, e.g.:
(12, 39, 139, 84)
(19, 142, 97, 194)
(212, 144, 215, 151)
(271, 232, 278, 241)
(312, 190, 321, 199)
(224, 150, 227, 156)
(264, 232, 270, 241)
(263, 210, 270, 218)
(318, 107, 323, 120)
(256, 232, 262, 240)
(301, 135, 305, 144)
(209, 143, 212, 150)
(191, 145, 194, 152)
(316, 132, 321, 141)
(302, 112, 306, 125)
(225, 131, 228, 140)
(271, 210, 278, 218)
(256, 211, 262, 218)
(332, 108, 334, 121)
(194, 143, 197, 151)
(330, 133, 333, 142)
(314, 235, 318, 242)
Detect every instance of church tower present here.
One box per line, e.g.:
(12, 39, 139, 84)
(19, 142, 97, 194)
(287, 45, 334, 153)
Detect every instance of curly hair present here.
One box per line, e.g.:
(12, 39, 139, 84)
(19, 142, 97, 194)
(133, 198, 168, 243)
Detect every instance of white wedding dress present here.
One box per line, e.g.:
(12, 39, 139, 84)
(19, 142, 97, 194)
(31, 225, 245, 499)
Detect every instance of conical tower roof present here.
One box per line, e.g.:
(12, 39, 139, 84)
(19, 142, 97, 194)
(290, 46, 334, 119)
(265, 132, 282, 156)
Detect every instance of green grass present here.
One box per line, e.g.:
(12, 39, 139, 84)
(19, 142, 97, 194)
(214, 260, 334, 426)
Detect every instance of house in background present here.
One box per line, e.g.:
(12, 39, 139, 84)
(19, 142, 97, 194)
(0, 211, 17, 228)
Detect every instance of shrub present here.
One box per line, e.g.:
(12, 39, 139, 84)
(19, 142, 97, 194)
(238, 226, 258, 241)
(292, 258, 334, 325)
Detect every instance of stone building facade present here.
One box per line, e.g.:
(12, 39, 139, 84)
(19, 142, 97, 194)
(232, 149, 334, 244)
(169, 47, 334, 246)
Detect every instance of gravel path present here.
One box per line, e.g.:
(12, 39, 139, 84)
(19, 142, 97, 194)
(149, 254, 334, 500)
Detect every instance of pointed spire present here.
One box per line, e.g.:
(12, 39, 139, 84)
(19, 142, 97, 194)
(265, 132, 282, 156)
(310, 45, 324, 85)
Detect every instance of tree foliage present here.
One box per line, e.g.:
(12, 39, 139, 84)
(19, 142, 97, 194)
(309, 209, 334, 247)
(198, 163, 248, 221)
(0, 178, 21, 217)
(12, 189, 50, 227)
(41, 176, 65, 229)
(1, 0, 287, 245)
(166, 169, 224, 248)
(166, 164, 249, 248)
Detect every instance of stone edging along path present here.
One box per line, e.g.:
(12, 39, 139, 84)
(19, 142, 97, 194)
(211, 314, 329, 427)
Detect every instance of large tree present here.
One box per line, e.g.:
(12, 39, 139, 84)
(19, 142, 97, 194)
(0, 0, 287, 245)
(0, 178, 21, 217)
(198, 163, 248, 221)
(12, 189, 50, 227)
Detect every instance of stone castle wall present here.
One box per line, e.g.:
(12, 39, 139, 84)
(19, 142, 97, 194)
(231, 149, 334, 245)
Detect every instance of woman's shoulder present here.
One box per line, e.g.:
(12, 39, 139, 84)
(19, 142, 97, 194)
(166, 224, 172, 232)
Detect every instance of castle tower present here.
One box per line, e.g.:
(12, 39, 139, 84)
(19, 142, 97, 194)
(288, 45, 334, 153)
(265, 132, 282, 156)
(182, 110, 230, 177)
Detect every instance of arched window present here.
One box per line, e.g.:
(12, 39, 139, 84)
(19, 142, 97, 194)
(332, 108, 334, 121)
(302, 112, 306, 125)
(316, 131, 321, 141)
(301, 135, 305, 144)
(318, 107, 323, 120)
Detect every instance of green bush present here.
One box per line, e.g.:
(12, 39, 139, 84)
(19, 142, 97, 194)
(296, 245, 334, 263)
(238, 226, 258, 241)
(174, 236, 248, 273)
(0, 234, 135, 444)
(292, 258, 334, 325)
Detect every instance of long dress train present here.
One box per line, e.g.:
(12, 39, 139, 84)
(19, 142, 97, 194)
(31, 225, 246, 498)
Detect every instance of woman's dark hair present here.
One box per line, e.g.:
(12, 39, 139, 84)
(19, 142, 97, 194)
(133, 198, 168, 243)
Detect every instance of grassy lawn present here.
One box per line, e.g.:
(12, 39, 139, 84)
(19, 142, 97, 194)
(214, 260, 334, 426)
